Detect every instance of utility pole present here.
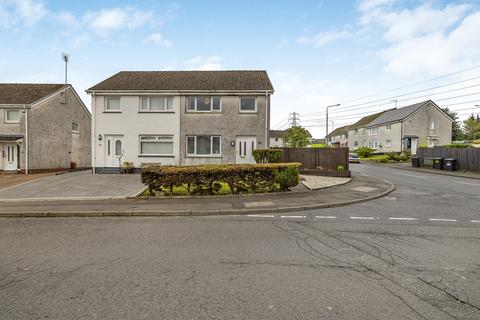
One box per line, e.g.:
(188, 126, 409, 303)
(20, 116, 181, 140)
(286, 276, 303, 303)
(288, 112, 300, 127)
(325, 103, 340, 139)
(62, 53, 70, 84)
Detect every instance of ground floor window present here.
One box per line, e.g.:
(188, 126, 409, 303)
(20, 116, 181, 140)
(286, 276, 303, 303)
(139, 135, 174, 156)
(368, 140, 378, 149)
(186, 135, 221, 156)
(353, 141, 358, 148)
(385, 139, 392, 148)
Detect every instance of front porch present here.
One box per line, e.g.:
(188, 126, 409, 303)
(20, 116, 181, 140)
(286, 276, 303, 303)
(0, 135, 23, 172)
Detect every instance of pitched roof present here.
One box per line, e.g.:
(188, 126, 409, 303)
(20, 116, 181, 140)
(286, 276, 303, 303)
(88, 70, 274, 92)
(269, 129, 286, 138)
(366, 101, 429, 127)
(327, 125, 350, 138)
(0, 83, 65, 105)
(348, 110, 389, 130)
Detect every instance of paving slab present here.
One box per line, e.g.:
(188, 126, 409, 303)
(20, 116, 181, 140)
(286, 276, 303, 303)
(0, 170, 144, 200)
(0, 173, 394, 217)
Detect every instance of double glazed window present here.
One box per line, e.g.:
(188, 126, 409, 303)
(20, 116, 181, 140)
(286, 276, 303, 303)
(5, 109, 20, 123)
(369, 141, 379, 149)
(139, 135, 174, 156)
(72, 122, 80, 133)
(187, 96, 221, 112)
(105, 97, 120, 111)
(368, 127, 378, 136)
(385, 139, 392, 147)
(186, 135, 221, 156)
(140, 96, 173, 112)
(239, 97, 256, 112)
(385, 124, 392, 131)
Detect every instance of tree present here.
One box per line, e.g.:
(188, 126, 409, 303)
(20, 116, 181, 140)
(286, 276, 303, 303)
(283, 126, 312, 147)
(463, 114, 480, 140)
(442, 107, 463, 141)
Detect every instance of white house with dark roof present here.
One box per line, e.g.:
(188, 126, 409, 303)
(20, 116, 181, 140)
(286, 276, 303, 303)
(363, 100, 453, 154)
(87, 70, 274, 172)
(0, 83, 91, 173)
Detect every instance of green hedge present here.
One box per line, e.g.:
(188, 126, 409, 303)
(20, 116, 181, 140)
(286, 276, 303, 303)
(355, 147, 374, 157)
(252, 149, 283, 163)
(444, 144, 471, 148)
(141, 163, 301, 196)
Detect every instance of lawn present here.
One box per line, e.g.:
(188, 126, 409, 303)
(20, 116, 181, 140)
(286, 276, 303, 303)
(359, 154, 389, 161)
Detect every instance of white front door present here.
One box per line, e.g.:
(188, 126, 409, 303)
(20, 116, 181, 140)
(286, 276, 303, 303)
(236, 136, 256, 164)
(2, 143, 18, 171)
(104, 135, 124, 167)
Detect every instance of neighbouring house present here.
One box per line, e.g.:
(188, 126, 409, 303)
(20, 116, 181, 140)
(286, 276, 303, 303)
(363, 100, 453, 154)
(87, 70, 274, 173)
(347, 110, 389, 150)
(269, 129, 286, 147)
(0, 83, 91, 173)
(327, 125, 350, 147)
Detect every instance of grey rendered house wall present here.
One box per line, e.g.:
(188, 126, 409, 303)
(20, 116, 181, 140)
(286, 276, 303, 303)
(180, 95, 269, 165)
(0, 105, 23, 136)
(402, 102, 452, 146)
(363, 122, 403, 153)
(19, 87, 91, 170)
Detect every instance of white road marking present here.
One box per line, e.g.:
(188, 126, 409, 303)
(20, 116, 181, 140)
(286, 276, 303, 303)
(393, 172, 427, 179)
(454, 181, 480, 186)
(247, 214, 275, 218)
(350, 216, 376, 220)
(471, 220, 480, 223)
(280, 215, 306, 219)
(315, 216, 337, 219)
(429, 218, 457, 222)
(388, 217, 418, 221)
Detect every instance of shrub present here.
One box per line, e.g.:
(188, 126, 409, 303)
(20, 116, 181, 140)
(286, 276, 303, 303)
(336, 165, 345, 171)
(378, 157, 389, 163)
(356, 147, 374, 157)
(398, 153, 410, 162)
(386, 152, 398, 160)
(141, 163, 301, 195)
(253, 149, 283, 163)
(122, 161, 134, 173)
(444, 144, 471, 148)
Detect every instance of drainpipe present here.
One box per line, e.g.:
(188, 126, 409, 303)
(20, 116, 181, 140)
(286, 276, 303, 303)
(91, 91, 96, 174)
(265, 91, 269, 148)
(24, 105, 28, 175)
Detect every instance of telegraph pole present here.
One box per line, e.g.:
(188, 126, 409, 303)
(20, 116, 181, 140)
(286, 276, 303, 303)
(325, 103, 340, 138)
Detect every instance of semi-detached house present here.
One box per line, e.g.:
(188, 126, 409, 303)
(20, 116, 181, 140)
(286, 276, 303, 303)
(87, 70, 274, 173)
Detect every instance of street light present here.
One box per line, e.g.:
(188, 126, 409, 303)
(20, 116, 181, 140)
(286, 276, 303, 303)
(326, 103, 341, 139)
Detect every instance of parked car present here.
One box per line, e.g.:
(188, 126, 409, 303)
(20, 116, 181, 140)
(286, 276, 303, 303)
(349, 152, 360, 163)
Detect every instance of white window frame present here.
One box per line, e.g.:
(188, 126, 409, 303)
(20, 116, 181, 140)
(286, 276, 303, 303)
(186, 135, 221, 157)
(5, 109, 20, 123)
(369, 140, 379, 149)
(105, 97, 121, 112)
(368, 127, 378, 136)
(72, 121, 80, 134)
(354, 141, 358, 148)
(430, 121, 435, 130)
(385, 139, 392, 148)
(139, 96, 174, 112)
(385, 124, 392, 131)
(239, 97, 257, 113)
(186, 96, 221, 112)
(354, 129, 358, 135)
(139, 135, 174, 156)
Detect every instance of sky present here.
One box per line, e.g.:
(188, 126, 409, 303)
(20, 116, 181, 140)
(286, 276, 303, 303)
(1, 0, 480, 138)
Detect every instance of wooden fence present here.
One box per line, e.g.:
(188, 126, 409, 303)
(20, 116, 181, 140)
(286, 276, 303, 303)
(280, 147, 349, 171)
(417, 147, 480, 171)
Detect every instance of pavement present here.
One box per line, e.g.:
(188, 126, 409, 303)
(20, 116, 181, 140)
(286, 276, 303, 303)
(0, 173, 393, 217)
(1, 163, 479, 319)
(387, 162, 480, 180)
(0, 170, 145, 201)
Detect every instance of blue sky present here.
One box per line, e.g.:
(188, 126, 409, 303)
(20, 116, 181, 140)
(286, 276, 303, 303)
(1, 0, 480, 137)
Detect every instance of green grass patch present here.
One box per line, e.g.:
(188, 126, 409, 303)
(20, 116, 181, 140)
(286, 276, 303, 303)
(360, 154, 389, 161)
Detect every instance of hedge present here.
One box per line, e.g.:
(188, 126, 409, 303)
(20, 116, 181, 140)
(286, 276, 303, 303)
(252, 149, 283, 163)
(141, 163, 301, 196)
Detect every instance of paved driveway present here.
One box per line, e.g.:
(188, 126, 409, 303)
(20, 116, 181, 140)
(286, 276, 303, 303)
(0, 170, 144, 200)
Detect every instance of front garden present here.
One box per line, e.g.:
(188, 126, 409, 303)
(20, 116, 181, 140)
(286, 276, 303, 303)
(355, 147, 410, 163)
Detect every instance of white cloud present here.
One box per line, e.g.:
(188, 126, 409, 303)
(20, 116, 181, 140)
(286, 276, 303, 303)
(83, 7, 154, 35)
(185, 56, 222, 70)
(357, 0, 397, 12)
(142, 32, 172, 47)
(297, 29, 352, 47)
(0, 0, 47, 28)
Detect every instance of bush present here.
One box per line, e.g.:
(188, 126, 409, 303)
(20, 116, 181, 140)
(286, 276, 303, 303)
(336, 165, 345, 171)
(253, 149, 283, 163)
(386, 152, 398, 160)
(444, 144, 471, 148)
(398, 153, 410, 162)
(141, 163, 301, 195)
(378, 157, 389, 163)
(356, 147, 374, 157)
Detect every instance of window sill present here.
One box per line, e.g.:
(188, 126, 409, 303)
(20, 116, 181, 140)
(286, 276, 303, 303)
(72, 131, 80, 134)
(103, 111, 122, 113)
(239, 111, 258, 114)
(138, 155, 175, 158)
(185, 111, 222, 114)
(185, 155, 222, 158)
(4, 122, 20, 124)
(138, 111, 175, 114)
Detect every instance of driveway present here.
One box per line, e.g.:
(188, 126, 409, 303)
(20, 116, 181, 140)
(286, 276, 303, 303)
(0, 170, 144, 201)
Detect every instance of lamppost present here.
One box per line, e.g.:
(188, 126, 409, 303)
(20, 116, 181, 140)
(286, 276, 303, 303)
(326, 104, 341, 140)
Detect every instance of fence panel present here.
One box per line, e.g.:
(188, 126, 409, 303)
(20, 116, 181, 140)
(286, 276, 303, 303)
(417, 147, 480, 171)
(280, 148, 349, 171)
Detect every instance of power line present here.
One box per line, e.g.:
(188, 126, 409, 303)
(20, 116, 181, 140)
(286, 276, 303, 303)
(288, 112, 300, 127)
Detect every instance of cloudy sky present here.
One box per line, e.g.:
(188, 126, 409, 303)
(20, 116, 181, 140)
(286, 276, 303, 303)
(1, 0, 480, 137)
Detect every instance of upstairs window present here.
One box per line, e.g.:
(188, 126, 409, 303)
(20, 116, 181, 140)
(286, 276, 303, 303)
(5, 110, 20, 123)
(385, 124, 392, 131)
(187, 96, 221, 112)
(140, 96, 173, 112)
(430, 121, 435, 130)
(72, 121, 80, 133)
(354, 129, 358, 135)
(368, 127, 378, 136)
(240, 97, 257, 112)
(105, 97, 120, 111)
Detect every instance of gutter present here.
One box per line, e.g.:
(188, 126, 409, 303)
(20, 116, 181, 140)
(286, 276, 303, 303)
(91, 91, 96, 174)
(85, 89, 274, 95)
(23, 105, 29, 175)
